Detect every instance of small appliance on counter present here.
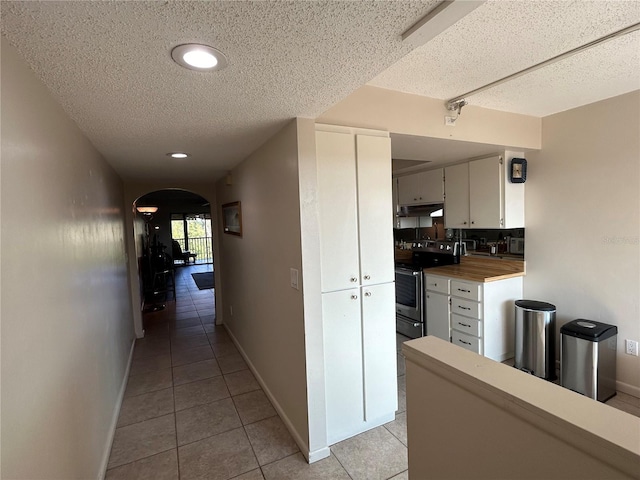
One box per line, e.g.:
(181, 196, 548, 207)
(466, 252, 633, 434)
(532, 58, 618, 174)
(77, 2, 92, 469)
(509, 237, 525, 255)
(395, 240, 461, 339)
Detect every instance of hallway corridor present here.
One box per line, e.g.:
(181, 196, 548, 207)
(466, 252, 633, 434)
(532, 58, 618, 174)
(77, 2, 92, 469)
(105, 264, 410, 480)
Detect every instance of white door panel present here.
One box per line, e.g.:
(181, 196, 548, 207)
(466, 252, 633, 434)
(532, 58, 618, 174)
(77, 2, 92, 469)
(323, 289, 364, 444)
(361, 282, 397, 421)
(316, 131, 360, 292)
(356, 135, 394, 286)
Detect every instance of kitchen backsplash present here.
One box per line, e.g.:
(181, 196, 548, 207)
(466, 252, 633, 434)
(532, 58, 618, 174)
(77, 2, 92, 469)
(394, 224, 525, 254)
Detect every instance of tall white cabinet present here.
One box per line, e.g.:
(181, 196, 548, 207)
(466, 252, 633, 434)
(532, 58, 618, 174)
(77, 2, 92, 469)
(316, 125, 397, 445)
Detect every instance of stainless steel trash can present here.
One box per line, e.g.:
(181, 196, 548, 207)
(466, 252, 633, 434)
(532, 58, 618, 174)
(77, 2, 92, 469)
(560, 319, 617, 402)
(514, 300, 556, 380)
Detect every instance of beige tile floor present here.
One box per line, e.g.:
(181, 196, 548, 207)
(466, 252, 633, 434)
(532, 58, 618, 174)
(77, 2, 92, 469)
(107, 265, 638, 479)
(106, 265, 410, 480)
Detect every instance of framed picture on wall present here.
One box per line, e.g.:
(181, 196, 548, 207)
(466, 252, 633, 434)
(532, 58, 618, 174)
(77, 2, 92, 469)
(222, 201, 242, 237)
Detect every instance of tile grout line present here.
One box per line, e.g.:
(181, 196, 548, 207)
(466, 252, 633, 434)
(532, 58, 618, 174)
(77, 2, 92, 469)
(169, 311, 182, 480)
(329, 448, 355, 480)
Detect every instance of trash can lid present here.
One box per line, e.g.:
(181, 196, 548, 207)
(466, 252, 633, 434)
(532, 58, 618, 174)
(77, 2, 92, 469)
(515, 300, 556, 312)
(560, 319, 618, 341)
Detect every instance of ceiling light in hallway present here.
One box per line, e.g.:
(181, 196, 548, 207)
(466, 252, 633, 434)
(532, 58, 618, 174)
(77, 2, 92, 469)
(171, 44, 228, 72)
(136, 206, 158, 214)
(167, 152, 190, 159)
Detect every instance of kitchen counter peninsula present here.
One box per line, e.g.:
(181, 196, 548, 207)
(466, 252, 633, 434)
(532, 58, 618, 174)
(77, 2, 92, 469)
(426, 255, 525, 282)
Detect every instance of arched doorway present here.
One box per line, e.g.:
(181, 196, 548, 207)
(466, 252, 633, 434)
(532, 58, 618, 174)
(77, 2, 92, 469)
(132, 189, 216, 335)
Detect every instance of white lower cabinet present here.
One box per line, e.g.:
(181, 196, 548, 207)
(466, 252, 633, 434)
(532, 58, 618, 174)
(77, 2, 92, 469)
(425, 273, 523, 361)
(425, 291, 450, 341)
(452, 329, 482, 354)
(322, 282, 397, 445)
(425, 275, 450, 341)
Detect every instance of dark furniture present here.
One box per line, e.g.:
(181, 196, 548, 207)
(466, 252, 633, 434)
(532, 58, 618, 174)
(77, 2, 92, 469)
(172, 240, 197, 264)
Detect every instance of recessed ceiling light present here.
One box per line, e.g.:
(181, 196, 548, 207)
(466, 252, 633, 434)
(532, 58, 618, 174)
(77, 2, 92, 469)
(167, 152, 190, 159)
(171, 44, 228, 72)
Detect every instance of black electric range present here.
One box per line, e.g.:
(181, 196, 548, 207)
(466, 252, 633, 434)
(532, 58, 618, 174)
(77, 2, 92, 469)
(395, 241, 461, 339)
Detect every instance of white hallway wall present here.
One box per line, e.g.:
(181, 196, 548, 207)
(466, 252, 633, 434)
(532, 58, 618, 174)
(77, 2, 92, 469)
(526, 90, 640, 395)
(1, 40, 135, 478)
(215, 119, 316, 457)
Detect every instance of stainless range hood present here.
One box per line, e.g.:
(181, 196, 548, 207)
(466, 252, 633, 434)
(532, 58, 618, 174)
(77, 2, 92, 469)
(397, 203, 444, 218)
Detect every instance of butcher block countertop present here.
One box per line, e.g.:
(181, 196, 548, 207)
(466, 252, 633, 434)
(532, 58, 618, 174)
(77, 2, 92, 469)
(425, 256, 525, 283)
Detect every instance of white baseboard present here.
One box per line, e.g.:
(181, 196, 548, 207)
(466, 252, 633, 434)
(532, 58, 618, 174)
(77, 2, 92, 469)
(224, 326, 321, 463)
(308, 446, 331, 463)
(98, 338, 136, 479)
(616, 380, 640, 398)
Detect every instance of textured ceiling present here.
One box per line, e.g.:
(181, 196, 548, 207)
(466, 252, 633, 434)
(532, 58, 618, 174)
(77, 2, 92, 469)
(0, 0, 439, 181)
(2, 1, 639, 183)
(370, 0, 640, 117)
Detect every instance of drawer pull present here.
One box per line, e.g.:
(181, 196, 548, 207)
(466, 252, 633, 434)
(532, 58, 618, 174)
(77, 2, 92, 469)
(457, 288, 471, 293)
(458, 322, 471, 328)
(364, 291, 372, 297)
(458, 305, 471, 310)
(364, 275, 371, 280)
(458, 339, 472, 346)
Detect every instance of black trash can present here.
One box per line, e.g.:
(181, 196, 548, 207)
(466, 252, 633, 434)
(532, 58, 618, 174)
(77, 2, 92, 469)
(514, 300, 557, 380)
(560, 319, 617, 402)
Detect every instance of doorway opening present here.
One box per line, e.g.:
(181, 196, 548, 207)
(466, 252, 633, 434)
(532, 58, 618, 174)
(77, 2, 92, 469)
(133, 189, 215, 328)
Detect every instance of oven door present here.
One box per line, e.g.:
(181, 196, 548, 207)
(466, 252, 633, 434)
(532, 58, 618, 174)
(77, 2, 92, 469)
(396, 314, 424, 339)
(395, 267, 422, 322)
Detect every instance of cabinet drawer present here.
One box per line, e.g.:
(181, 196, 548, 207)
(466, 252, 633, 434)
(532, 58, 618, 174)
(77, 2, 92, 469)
(451, 297, 481, 319)
(451, 314, 482, 337)
(451, 280, 481, 301)
(424, 275, 449, 294)
(452, 330, 482, 355)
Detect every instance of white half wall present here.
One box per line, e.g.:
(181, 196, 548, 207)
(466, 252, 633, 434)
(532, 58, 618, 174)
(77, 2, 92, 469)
(215, 119, 311, 456)
(525, 90, 640, 394)
(1, 40, 135, 478)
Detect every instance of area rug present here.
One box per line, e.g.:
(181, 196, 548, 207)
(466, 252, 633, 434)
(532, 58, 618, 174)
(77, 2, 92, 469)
(191, 272, 214, 290)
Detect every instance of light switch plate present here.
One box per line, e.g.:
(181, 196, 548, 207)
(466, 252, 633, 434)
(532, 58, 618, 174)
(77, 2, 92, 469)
(290, 268, 299, 290)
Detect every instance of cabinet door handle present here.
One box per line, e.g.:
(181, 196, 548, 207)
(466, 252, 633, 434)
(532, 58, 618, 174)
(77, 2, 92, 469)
(471, 221, 475, 225)
(457, 288, 471, 293)
(363, 275, 370, 280)
(351, 294, 358, 300)
(458, 339, 472, 346)
(364, 291, 372, 297)
(458, 322, 471, 328)
(463, 221, 467, 225)
(458, 305, 471, 311)
(350, 277, 358, 283)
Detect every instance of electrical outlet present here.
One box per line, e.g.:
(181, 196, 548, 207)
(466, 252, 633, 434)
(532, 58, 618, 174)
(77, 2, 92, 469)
(445, 116, 456, 126)
(290, 268, 299, 290)
(625, 339, 639, 356)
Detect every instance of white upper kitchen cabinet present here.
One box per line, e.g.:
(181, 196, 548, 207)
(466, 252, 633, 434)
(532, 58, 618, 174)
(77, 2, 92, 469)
(444, 152, 525, 229)
(443, 163, 470, 228)
(397, 168, 444, 206)
(469, 156, 503, 228)
(316, 127, 394, 292)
